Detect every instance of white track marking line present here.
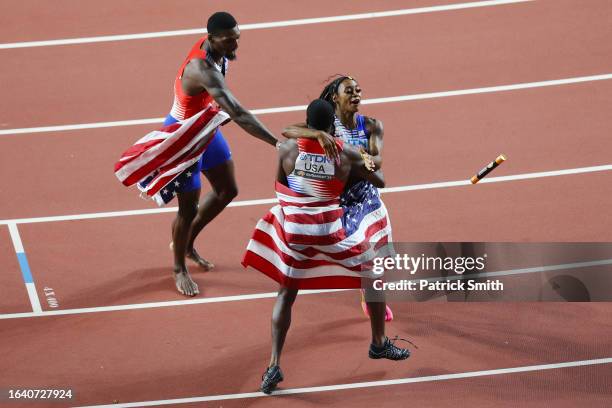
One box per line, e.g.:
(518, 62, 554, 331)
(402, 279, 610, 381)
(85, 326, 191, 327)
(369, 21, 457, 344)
(0, 256, 608, 320)
(74, 357, 612, 407)
(0, 0, 534, 50)
(1, 72, 611, 136)
(0, 117, 166, 135)
(7, 223, 24, 253)
(0, 289, 348, 320)
(404, 258, 612, 284)
(1, 163, 610, 226)
(7, 223, 43, 313)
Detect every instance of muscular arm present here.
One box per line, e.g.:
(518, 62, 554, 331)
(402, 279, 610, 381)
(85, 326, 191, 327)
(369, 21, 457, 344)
(365, 117, 384, 170)
(186, 59, 278, 147)
(282, 123, 339, 160)
(282, 123, 319, 139)
(276, 139, 298, 185)
(343, 144, 385, 188)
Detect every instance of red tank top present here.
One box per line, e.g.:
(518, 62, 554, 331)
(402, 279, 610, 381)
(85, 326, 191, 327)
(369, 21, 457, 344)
(286, 139, 346, 199)
(169, 37, 227, 120)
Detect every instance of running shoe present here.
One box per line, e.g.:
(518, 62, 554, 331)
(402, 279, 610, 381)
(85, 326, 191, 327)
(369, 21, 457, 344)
(369, 336, 411, 360)
(260, 365, 284, 394)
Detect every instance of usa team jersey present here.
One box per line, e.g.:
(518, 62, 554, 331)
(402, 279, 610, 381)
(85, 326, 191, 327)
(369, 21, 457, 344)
(169, 36, 228, 121)
(334, 114, 369, 150)
(286, 139, 345, 199)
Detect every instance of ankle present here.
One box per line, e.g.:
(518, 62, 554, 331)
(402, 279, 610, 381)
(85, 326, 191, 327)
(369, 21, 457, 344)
(173, 266, 187, 274)
(372, 335, 387, 347)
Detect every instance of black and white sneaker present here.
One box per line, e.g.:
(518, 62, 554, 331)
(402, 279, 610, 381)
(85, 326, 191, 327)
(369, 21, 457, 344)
(369, 336, 413, 360)
(260, 365, 284, 394)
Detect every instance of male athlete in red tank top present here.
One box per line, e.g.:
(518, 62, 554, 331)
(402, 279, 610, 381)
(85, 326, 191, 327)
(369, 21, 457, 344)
(168, 12, 281, 297)
(169, 36, 220, 121)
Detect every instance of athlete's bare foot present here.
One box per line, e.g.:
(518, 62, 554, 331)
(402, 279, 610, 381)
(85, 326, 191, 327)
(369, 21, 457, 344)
(169, 242, 214, 271)
(173, 268, 199, 296)
(186, 248, 215, 271)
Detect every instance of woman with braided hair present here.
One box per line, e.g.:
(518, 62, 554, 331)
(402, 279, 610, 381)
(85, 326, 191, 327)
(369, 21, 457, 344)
(283, 75, 394, 322)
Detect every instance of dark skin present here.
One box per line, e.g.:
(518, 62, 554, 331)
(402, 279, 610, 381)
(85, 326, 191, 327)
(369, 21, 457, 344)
(172, 26, 279, 296)
(276, 139, 384, 188)
(283, 79, 384, 179)
(281, 125, 340, 163)
(268, 136, 387, 368)
(282, 80, 392, 322)
(182, 27, 277, 145)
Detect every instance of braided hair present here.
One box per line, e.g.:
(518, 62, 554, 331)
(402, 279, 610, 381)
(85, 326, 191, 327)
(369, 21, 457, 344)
(319, 75, 356, 110)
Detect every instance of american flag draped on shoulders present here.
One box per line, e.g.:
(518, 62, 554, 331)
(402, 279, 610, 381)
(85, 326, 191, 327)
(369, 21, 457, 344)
(114, 106, 229, 206)
(242, 141, 393, 289)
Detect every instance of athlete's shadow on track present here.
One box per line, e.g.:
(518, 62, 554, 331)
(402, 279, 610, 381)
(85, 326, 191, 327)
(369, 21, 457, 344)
(388, 305, 598, 365)
(198, 315, 391, 401)
(68, 267, 179, 306)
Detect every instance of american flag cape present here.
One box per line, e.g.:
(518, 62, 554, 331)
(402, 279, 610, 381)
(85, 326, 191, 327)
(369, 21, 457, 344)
(242, 181, 393, 289)
(114, 106, 230, 206)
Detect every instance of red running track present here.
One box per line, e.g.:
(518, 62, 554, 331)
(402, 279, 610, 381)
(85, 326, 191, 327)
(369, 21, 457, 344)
(1, 0, 611, 406)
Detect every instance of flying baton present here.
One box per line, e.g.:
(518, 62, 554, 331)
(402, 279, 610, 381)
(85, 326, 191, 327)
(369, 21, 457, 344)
(470, 154, 507, 184)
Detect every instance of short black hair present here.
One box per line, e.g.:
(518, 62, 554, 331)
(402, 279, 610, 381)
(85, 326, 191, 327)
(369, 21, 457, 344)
(207, 12, 237, 35)
(306, 99, 335, 131)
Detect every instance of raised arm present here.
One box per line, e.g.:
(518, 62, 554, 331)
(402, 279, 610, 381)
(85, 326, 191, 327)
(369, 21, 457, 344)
(282, 123, 339, 161)
(190, 59, 279, 147)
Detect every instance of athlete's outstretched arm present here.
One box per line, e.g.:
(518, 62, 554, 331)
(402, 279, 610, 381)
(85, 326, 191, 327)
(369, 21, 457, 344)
(282, 123, 339, 161)
(195, 60, 279, 147)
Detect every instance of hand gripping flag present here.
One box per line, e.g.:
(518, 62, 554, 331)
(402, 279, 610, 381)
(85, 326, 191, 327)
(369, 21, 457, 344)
(114, 106, 230, 206)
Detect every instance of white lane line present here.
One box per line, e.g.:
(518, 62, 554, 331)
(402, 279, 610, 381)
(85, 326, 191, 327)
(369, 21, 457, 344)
(414, 258, 612, 283)
(1, 72, 610, 136)
(7, 223, 25, 253)
(0, 117, 166, 135)
(1, 163, 610, 226)
(74, 357, 612, 407)
(380, 164, 612, 194)
(7, 223, 43, 314)
(0, 256, 608, 320)
(0, 0, 534, 50)
(1, 72, 610, 137)
(0, 197, 280, 225)
(0, 289, 348, 320)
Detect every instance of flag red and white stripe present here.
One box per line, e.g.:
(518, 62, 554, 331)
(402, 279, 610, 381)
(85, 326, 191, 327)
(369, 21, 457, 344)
(242, 181, 393, 289)
(114, 106, 229, 204)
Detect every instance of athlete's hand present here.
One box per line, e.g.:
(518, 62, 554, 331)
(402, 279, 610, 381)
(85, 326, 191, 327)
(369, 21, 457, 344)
(316, 131, 340, 163)
(360, 148, 375, 172)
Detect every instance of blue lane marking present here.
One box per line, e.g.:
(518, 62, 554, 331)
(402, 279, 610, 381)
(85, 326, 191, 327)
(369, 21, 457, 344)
(16, 252, 33, 284)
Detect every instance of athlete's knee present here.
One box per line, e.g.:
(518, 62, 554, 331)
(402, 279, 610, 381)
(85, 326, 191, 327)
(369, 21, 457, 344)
(217, 183, 238, 204)
(177, 199, 198, 220)
(278, 286, 298, 304)
(224, 184, 238, 202)
(273, 289, 295, 324)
